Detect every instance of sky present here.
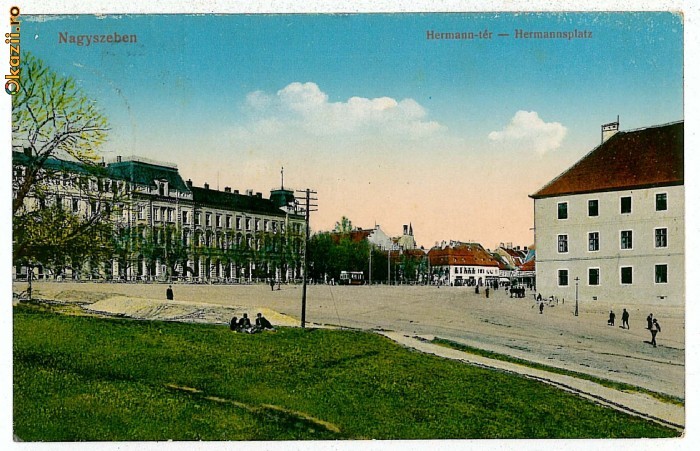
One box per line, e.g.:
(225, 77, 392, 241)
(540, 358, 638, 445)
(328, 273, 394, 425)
(16, 11, 684, 249)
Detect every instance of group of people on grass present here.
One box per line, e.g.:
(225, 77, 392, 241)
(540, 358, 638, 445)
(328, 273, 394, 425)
(230, 312, 275, 334)
(607, 309, 662, 347)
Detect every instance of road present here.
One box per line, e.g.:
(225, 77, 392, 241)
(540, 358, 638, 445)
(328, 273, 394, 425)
(18, 281, 686, 400)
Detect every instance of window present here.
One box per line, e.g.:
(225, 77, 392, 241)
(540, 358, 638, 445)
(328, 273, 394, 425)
(153, 207, 160, 221)
(264, 219, 270, 231)
(558, 269, 569, 287)
(272, 221, 278, 233)
(655, 228, 668, 248)
(655, 264, 668, 284)
(588, 232, 599, 252)
(588, 268, 600, 286)
(246, 217, 251, 231)
(236, 216, 242, 230)
(558, 202, 568, 220)
(557, 234, 568, 253)
(72, 198, 80, 213)
(216, 214, 222, 228)
(206, 213, 211, 227)
(226, 215, 232, 229)
(195, 213, 201, 226)
(137, 205, 145, 220)
(621, 266, 633, 285)
(620, 196, 632, 214)
(656, 193, 667, 211)
(255, 218, 260, 231)
(588, 199, 599, 217)
(621, 230, 633, 250)
(182, 211, 189, 224)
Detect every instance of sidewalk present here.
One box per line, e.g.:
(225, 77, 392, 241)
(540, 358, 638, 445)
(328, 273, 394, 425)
(379, 331, 684, 432)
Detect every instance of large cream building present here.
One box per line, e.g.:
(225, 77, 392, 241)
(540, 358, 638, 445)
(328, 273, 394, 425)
(530, 121, 684, 305)
(13, 152, 306, 283)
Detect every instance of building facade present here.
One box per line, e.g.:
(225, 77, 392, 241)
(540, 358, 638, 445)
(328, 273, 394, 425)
(530, 121, 684, 305)
(428, 242, 500, 286)
(13, 152, 306, 283)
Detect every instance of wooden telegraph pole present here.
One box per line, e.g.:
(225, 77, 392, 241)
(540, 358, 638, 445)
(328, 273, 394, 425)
(295, 189, 317, 328)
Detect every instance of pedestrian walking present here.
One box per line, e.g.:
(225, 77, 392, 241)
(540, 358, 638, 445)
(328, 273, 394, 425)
(607, 310, 616, 326)
(621, 309, 630, 329)
(485, 287, 490, 298)
(166, 285, 174, 300)
(647, 313, 653, 330)
(650, 318, 661, 347)
(539, 302, 544, 314)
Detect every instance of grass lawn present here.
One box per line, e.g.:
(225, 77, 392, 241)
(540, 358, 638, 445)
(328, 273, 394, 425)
(13, 303, 679, 441)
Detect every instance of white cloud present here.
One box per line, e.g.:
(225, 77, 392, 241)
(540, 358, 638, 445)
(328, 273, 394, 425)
(488, 111, 567, 155)
(242, 81, 445, 139)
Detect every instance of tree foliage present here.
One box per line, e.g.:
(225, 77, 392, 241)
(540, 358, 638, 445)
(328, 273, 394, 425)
(12, 52, 109, 215)
(13, 204, 114, 277)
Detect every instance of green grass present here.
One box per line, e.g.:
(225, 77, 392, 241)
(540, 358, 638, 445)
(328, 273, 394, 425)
(431, 337, 684, 406)
(13, 303, 679, 441)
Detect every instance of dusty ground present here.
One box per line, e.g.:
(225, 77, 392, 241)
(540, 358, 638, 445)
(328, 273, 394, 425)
(15, 281, 685, 400)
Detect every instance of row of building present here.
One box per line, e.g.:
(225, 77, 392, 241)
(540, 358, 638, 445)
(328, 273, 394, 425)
(12, 119, 684, 304)
(13, 152, 307, 282)
(326, 119, 684, 305)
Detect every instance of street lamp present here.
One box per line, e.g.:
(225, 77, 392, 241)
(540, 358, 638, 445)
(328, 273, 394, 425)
(574, 276, 580, 317)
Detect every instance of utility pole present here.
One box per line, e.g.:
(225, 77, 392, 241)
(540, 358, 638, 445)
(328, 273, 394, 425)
(369, 247, 372, 285)
(295, 189, 317, 328)
(575, 276, 580, 317)
(387, 247, 391, 286)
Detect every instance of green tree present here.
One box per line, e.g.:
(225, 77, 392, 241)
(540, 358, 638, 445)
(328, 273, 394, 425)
(333, 216, 353, 234)
(13, 204, 114, 278)
(12, 53, 112, 276)
(12, 52, 109, 215)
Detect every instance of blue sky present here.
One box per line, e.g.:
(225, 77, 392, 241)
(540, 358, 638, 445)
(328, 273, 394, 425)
(21, 12, 684, 248)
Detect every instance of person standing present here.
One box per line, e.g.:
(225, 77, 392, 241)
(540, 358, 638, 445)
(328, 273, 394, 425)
(166, 285, 174, 300)
(650, 318, 661, 347)
(608, 310, 616, 326)
(621, 309, 630, 329)
(539, 302, 544, 314)
(647, 313, 654, 330)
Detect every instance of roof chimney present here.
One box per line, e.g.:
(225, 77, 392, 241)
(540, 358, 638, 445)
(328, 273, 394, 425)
(234, 189, 239, 194)
(601, 116, 620, 143)
(186, 179, 193, 188)
(23, 147, 32, 157)
(256, 192, 262, 198)
(204, 183, 209, 190)
(403, 225, 408, 235)
(116, 155, 122, 163)
(224, 187, 231, 193)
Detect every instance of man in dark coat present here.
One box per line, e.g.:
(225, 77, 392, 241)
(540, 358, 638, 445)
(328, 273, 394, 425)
(166, 285, 174, 300)
(255, 313, 275, 331)
(621, 309, 630, 329)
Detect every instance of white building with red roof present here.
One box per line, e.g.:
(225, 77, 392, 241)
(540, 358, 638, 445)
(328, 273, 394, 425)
(428, 241, 500, 286)
(530, 120, 684, 304)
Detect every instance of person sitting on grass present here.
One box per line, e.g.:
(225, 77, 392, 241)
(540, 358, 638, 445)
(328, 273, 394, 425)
(255, 312, 275, 331)
(230, 316, 240, 332)
(238, 313, 253, 333)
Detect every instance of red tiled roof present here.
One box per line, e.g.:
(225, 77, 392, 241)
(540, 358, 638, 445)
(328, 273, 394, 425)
(428, 243, 499, 267)
(519, 259, 535, 272)
(330, 229, 372, 244)
(531, 121, 683, 199)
